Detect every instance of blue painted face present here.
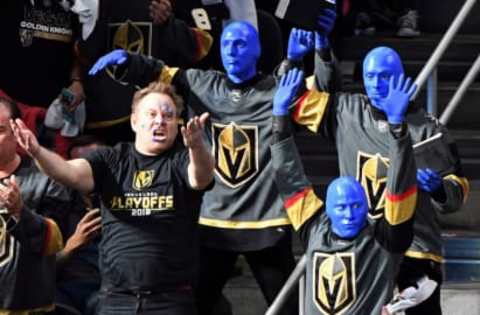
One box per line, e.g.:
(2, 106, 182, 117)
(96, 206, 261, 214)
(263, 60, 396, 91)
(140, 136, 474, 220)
(363, 47, 404, 111)
(326, 176, 368, 239)
(220, 21, 260, 83)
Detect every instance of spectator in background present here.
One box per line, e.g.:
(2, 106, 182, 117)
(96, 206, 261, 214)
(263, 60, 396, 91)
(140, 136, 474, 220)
(55, 135, 106, 315)
(12, 81, 214, 315)
(0, 0, 84, 157)
(351, 0, 421, 37)
(0, 96, 73, 314)
(79, 0, 213, 145)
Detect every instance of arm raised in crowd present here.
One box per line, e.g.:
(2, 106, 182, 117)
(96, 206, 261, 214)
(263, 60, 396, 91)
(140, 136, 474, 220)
(181, 113, 215, 190)
(10, 119, 94, 194)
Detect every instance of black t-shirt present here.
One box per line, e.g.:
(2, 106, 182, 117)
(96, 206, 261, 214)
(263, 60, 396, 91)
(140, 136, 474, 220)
(85, 142, 205, 292)
(0, 1, 77, 107)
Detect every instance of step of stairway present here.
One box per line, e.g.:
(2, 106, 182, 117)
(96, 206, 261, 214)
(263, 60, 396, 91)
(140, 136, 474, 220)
(338, 34, 480, 62)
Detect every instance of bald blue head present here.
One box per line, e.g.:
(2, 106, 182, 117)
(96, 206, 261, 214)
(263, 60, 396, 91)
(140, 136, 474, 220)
(326, 176, 368, 239)
(220, 21, 261, 83)
(363, 46, 404, 110)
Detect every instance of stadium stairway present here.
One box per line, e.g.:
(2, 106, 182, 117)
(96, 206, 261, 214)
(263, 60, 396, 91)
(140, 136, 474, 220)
(219, 2, 480, 314)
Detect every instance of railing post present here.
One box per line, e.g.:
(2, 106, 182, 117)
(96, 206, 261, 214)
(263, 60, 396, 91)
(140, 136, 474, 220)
(412, 0, 477, 99)
(299, 274, 305, 315)
(427, 68, 438, 116)
(440, 54, 480, 125)
(265, 255, 307, 315)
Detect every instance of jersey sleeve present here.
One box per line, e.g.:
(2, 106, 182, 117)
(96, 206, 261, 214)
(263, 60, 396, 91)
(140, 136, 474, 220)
(375, 129, 418, 253)
(271, 136, 324, 243)
(7, 206, 63, 256)
(432, 126, 469, 213)
(84, 146, 116, 194)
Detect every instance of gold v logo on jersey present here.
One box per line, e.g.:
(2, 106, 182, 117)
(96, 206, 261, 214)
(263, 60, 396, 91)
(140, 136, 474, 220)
(132, 170, 155, 191)
(212, 122, 258, 188)
(356, 151, 390, 219)
(0, 215, 15, 267)
(313, 252, 356, 315)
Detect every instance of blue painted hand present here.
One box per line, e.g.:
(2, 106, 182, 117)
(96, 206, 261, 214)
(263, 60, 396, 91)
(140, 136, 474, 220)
(417, 168, 443, 193)
(315, 8, 337, 49)
(272, 68, 304, 116)
(88, 49, 128, 76)
(287, 28, 314, 61)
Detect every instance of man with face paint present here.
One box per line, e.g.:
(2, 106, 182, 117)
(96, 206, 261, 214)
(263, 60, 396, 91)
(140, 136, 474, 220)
(270, 68, 418, 314)
(87, 12, 336, 315)
(304, 43, 469, 314)
(10, 82, 215, 315)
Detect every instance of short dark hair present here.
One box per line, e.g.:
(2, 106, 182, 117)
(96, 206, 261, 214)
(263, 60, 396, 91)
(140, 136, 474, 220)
(67, 134, 106, 159)
(0, 96, 21, 120)
(131, 81, 184, 117)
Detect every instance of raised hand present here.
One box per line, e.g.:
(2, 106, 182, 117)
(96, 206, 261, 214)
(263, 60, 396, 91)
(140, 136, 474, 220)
(64, 209, 102, 254)
(315, 8, 337, 49)
(287, 28, 314, 61)
(10, 119, 40, 158)
(181, 112, 209, 149)
(417, 168, 443, 193)
(0, 175, 23, 221)
(88, 49, 128, 76)
(382, 74, 417, 124)
(273, 68, 304, 116)
(149, 0, 172, 25)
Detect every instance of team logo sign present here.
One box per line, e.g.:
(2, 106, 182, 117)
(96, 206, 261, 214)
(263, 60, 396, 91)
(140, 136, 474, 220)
(356, 151, 390, 219)
(313, 252, 356, 315)
(132, 170, 155, 190)
(212, 122, 258, 188)
(0, 214, 15, 267)
(107, 20, 152, 79)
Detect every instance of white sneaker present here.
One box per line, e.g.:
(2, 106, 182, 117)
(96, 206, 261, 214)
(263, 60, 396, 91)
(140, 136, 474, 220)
(397, 10, 421, 37)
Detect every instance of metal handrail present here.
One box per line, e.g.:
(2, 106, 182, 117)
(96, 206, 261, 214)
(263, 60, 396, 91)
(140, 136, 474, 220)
(440, 54, 480, 125)
(265, 255, 307, 315)
(412, 0, 477, 99)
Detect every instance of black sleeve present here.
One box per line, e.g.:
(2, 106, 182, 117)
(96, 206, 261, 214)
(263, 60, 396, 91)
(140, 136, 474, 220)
(84, 146, 116, 193)
(375, 128, 417, 253)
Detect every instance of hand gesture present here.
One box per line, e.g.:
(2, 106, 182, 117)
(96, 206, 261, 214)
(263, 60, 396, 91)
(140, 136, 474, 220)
(88, 49, 128, 76)
(417, 168, 443, 193)
(181, 113, 209, 149)
(63, 81, 85, 111)
(64, 209, 102, 254)
(149, 0, 172, 25)
(315, 8, 337, 49)
(382, 74, 417, 124)
(0, 176, 23, 221)
(273, 68, 304, 116)
(287, 28, 314, 61)
(10, 119, 40, 158)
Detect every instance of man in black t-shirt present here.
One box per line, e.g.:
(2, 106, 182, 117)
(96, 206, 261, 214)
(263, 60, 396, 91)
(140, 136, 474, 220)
(11, 81, 215, 315)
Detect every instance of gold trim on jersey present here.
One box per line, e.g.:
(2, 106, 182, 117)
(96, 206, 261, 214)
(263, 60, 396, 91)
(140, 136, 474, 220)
(313, 252, 356, 315)
(404, 250, 443, 263)
(191, 28, 213, 62)
(43, 218, 64, 256)
(284, 187, 323, 230)
(444, 174, 470, 203)
(85, 115, 131, 129)
(198, 217, 291, 229)
(0, 303, 55, 315)
(384, 186, 417, 225)
(159, 66, 180, 85)
(293, 89, 329, 133)
(0, 215, 15, 267)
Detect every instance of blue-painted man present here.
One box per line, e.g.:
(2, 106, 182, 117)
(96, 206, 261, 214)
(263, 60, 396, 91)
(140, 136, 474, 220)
(88, 11, 337, 314)
(270, 67, 419, 314)
(303, 39, 469, 314)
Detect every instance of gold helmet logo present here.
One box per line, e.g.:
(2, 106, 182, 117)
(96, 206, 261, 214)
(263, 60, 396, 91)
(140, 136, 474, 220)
(113, 20, 145, 54)
(212, 122, 258, 188)
(313, 252, 356, 315)
(0, 215, 14, 267)
(356, 151, 390, 219)
(132, 170, 155, 191)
